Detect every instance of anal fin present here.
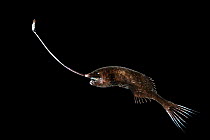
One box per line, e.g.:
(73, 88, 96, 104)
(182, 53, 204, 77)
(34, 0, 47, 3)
(134, 96, 151, 104)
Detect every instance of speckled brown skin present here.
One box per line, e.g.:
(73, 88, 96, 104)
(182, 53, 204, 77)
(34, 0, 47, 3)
(86, 66, 166, 105)
(33, 19, 197, 131)
(86, 66, 197, 131)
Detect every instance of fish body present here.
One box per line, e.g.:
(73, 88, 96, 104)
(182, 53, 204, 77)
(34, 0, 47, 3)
(86, 66, 198, 131)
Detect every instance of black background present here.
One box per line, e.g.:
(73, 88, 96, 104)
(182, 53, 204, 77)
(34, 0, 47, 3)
(27, 2, 208, 139)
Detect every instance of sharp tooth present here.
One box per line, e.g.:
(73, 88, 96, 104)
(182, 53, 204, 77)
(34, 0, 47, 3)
(90, 80, 94, 85)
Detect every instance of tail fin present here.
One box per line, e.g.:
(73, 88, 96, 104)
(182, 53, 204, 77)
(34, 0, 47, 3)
(164, 101, 198, 131)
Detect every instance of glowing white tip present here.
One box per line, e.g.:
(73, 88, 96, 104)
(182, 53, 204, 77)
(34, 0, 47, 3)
(32, 19, 86, 77)
(32, 19, 36, 32)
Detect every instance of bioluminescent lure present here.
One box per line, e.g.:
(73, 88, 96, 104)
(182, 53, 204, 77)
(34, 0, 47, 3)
(32, 19, 198, 131)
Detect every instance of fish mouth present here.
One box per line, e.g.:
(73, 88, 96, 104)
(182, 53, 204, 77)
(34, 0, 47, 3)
(90, 80, 95, 85)
(85, 74, 95, 85)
